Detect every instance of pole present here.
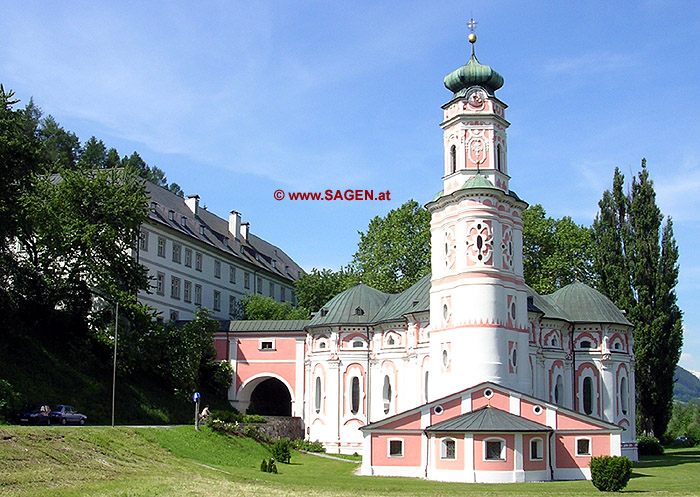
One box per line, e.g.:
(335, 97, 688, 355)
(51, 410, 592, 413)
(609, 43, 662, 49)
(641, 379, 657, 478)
(111, 301, 118, 428)
(195, 398, 200, 431)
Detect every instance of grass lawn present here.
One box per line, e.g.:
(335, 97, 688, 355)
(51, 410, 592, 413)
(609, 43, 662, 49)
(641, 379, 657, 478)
(1, 425, 699, 496)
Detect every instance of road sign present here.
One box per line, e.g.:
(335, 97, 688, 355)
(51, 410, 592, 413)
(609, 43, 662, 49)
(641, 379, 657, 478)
(192, 392, 200, 402)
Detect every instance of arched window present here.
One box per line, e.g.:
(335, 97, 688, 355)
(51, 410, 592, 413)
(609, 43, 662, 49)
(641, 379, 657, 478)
(496, 144, 502, 171)
(583, 376, 593, 415)
(620, 376, 628, 415)
(424, 371, 429, 402)
(383, 375, 392, 414)
(579, 340, 592, 349)
(441, 438, 456, 460)
(449, 145, 456, 174)
(554, 374, 563, 405)
(530, 437, 543, 461)
(314, 377, 322, 414)
(351, 377, 360, 415)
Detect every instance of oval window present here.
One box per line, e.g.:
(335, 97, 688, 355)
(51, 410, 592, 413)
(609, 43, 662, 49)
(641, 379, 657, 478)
(583, 376, 593, 415)
(351, 377, 360, 415)
(315, 377, 322, 414)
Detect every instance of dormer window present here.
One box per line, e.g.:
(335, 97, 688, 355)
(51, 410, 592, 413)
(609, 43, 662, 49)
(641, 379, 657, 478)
(320, 308, 329, 317)
(168, 210, 174, 221)
(150, 201, 157, 212)
(199, 226, 205, 235)
(354, 307, 364, 316)
(181, 217, 187, 227)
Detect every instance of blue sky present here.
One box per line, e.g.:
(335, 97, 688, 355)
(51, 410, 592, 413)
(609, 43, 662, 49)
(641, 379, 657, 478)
(2, 1, 699, 372)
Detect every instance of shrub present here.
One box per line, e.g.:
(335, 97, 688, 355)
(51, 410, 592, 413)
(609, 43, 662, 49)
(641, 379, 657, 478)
(260, 457, 277, 473)
(260, 458, 268, 472)
(590, 456, 632, 492)
(271, 438, 292, 463)
(210, 409, 240, 424)
(242, 414, 267, 423)
(291, 439, 326, 452)
(243, 425, 260, 439)
(637, 435, 664, 456)
(0, 380, 19, 422)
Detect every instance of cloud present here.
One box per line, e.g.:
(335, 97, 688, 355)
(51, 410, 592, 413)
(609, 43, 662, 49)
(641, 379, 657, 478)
(544, 51, 641, 76)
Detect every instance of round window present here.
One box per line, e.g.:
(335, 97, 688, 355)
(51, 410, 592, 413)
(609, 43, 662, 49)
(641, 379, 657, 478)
(442, 304, 449, 320)
(434, 405, 444, 415)
(532, 405, 543, 415)
(510, 302, 516, 320)
(484, 388, 494, 399)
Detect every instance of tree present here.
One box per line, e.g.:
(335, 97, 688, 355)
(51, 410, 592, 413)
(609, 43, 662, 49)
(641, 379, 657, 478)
(242, 294, 309, 320)
(79, 136, 108, 169)
(351, 199, 430, 294)
(37, 115, 80, 170)
(593, 161, 683, 437)
(522, 204, 596, 294)
(295, 267, 360, 313)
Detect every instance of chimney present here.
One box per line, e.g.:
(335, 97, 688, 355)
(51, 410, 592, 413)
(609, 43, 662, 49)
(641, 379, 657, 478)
(185, 195, 199, 216)
(229, 211, 242, 240)
(240, 222, 250, 241)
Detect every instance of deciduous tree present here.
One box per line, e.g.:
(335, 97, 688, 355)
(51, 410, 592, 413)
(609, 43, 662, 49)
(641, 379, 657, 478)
(295, 267, 359, 313)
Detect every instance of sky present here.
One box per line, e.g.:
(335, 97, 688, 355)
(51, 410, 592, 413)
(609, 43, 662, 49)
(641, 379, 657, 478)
(2, 1, 699, 372)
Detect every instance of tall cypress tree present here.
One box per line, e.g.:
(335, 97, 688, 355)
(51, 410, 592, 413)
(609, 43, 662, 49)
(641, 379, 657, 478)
(593, 160, 683, 437)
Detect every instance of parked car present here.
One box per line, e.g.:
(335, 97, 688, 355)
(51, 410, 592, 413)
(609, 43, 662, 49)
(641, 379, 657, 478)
(17, 404, 51, 425)
(49, 405, 87, 425)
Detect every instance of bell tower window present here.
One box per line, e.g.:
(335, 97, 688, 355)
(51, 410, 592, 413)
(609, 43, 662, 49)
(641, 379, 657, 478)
(496, 144, 502, 171)
(449, 145, 456, 174)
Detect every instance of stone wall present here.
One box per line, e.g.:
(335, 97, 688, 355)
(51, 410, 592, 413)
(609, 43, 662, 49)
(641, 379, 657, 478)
(241, 416, 304, 440)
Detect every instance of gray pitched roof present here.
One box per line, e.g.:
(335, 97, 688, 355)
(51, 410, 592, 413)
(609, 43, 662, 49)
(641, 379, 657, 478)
(228, 319, 310, 332)
(145, 182, 303, 282)
(426, 406, 551, 433)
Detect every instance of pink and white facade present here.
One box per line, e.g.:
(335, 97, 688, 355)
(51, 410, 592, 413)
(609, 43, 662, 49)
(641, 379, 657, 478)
(217, 34, 637, 482)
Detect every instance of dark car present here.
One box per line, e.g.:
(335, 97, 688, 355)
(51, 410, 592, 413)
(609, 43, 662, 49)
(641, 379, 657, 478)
(49, 405, 87, 425)
(17, 404, 51, 425)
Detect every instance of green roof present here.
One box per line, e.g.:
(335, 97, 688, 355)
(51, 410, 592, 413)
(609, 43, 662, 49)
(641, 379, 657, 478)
(426, 406, 551, 433)
(444, 54, 504, 98)
(374, 273, 431, 322)
(309, 283, 391, 326)
(228, 319, 310, 332)
(462, 174, 499, 190)
(547, 281, 632, 326)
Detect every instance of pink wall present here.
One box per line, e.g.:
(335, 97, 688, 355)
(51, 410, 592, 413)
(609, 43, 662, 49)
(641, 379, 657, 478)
(213, 337, 228, 360)
(556, 411, 606, 430)
(237, 336, 299, 361)
(522, 433, 548, 472)
(473, 433, 514, 471)
(235, 362, 296, 394)
(371, 433, 423, 467)
(555, 433, 610, 468)
(431, 397, 461, 424)
(433, 434, 465, 470)
(472, 387, 510, 411)
(382, 412, 421, 430)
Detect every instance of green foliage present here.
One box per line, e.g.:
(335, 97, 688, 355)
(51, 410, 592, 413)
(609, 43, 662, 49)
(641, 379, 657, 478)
(295, 267, 360, 313)
(590, 455, 632, 491)
(593, 162, 683, 437)
(665, 400, 700, 445)
(522, 204, 596, 294)
(260, 458, 268, 472)
(0, 379, 20, 421)
(200, 360, 234, 399)
(242, 294, 309, 320)
(638, 435, 664, 456)
(291, 439, 326, 452)
(209, 410, 267, 425)
(351, 199, 430, 294)
(271, 438, 292, 463)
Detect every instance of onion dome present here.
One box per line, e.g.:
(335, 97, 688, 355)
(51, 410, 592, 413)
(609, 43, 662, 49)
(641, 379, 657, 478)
(444, 34, 504, 97)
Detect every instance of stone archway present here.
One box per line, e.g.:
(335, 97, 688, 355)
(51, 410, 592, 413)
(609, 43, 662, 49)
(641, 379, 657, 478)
(249, 378, 292, 416)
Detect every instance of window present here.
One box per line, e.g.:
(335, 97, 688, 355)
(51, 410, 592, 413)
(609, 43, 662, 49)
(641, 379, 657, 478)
(496, 144, 502, 171)
(583, 376, 593, 415)
(170, 276, 181, 299)
(351, 377, 360, 415)
(172, 243, 181, 263)
(580, 340, 592, 349)
(213, 290, 221, 311)
(576, 438, 591, 456)
(281, 286, 286, 302)
(314, 377, 322, 414)
(195, 252, 203, 271)
(530, 438, 543, 460)
(256, 275, 263, 294)
(168, 210, 174, 221)
(157, 237, 166, 257)
(229, 295, 236, 315)
(424, 371, 429, 402)
(387, 335, 395, 346)
(388, 439, 403, 458)
(214, 260, 221, 278)
(229, 265, 236, 284)
(620, 377, 628, 415)
(554, 374, 563, 406)
(139, 231, 149, 251)
(259, 340, 274, 350)
(382, 375, 392, 414)
(194, 284, 202, 305)
(183, 280, 192, 303)
(181, 217, 187, 228)
(184, 248, 192, 267)
(318, 342, 326, 349)
(485, 439, 505, 461)
(169, 310, 179, 321)
(244, 272, 250, 289)
(449, 144, 456, 174)
(156, 272, 165, 295)
(352, 340, 364, 348)
(269, 282, 275, 298)
(441, 438, 456, 460)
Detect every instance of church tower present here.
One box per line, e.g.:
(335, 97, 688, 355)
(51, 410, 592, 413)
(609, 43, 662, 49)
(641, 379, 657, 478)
(426, 33, 530, 399)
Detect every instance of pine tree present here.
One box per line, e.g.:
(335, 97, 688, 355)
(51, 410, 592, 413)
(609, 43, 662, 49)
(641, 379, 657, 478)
(593, 160, 683, 437)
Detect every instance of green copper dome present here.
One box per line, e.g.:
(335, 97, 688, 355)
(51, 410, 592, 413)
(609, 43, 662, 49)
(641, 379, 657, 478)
(444, 52, 504, 97)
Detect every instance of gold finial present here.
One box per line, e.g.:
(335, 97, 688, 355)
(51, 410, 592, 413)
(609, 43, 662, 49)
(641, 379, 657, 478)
(467, 17, 478, 56)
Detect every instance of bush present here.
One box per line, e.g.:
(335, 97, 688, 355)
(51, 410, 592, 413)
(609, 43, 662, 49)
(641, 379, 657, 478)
(260, 457, 277, 473)
(0, 379, 19, 422)
(590, 456, 632, 492)
(260, 458, 268, 472)
(242, 414, 267, 423)
(637, 435, 664, 456)
(271, 438, 292, 463)
(291, 439, 326, 452)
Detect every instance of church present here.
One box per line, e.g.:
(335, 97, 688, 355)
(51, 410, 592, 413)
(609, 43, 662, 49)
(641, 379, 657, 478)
(213, 32, 638, 482)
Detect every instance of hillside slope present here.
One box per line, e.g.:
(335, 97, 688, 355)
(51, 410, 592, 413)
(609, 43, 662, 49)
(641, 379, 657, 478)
(674, 366, 700, 403)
